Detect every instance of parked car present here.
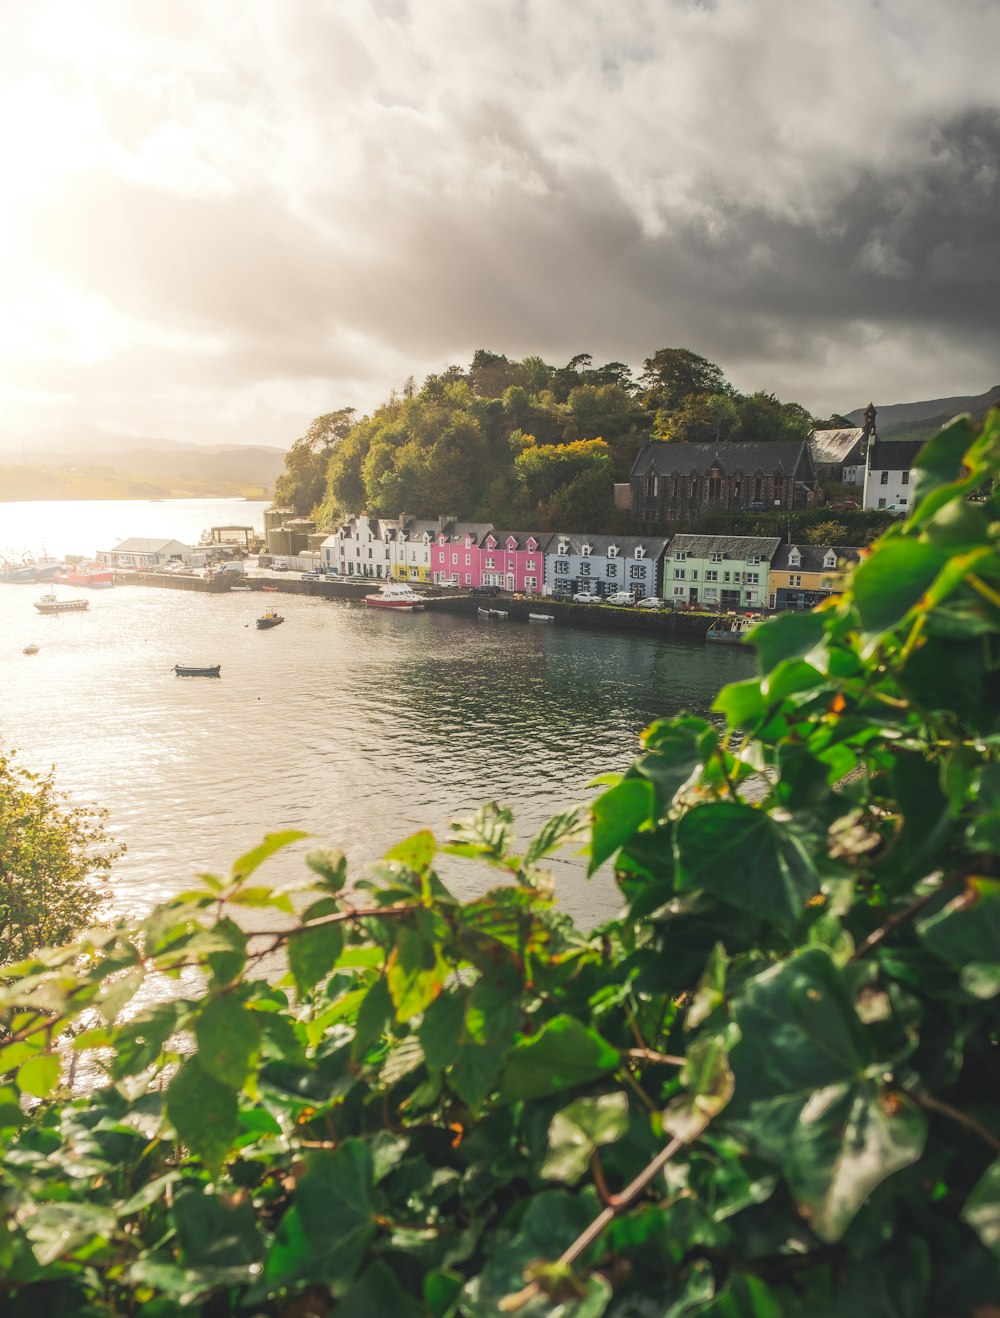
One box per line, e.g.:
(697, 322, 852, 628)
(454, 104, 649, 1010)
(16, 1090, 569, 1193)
(829, 500, 859, 511)
(470, 584, 500, 597)
(635, 596, 667, 610)
(301, 570, 323, 579)
(742, 501, 765, 512)
(572, 591, 599, 604)
(604, 591, 635, 606)
(271, 561, 289, 572)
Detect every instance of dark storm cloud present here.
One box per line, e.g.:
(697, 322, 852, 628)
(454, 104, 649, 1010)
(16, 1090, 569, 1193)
(3, 0, 999, 445)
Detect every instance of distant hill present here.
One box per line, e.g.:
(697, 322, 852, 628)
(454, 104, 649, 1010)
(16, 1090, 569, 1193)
(846, 385, 1000, 445)
(0, 433, 288, 498)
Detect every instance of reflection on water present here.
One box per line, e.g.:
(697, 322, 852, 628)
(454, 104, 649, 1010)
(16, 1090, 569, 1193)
(0, 581, 754, 926)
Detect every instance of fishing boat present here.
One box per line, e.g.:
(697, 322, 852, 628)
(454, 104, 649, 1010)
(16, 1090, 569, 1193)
(33, 593, 90, 614)
(53, 563, 114, 588)
(365, 583, 425, 610)
(174, 663, 221, 677)
(706, 614, 762, 644)
(256, 610, 284, 629)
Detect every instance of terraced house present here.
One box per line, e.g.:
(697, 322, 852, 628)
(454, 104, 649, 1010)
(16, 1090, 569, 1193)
(478, 532, 552, 594)
(768, 544, 862, 611)
(430, 522, 494, 588)
(664, 534, 779, 610)
(546, 534, 670, 600)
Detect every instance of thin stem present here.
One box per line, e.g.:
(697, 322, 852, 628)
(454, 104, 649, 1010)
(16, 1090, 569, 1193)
(848, 876, 961, 963)
(914, 1091, 1000, 1155)
(623, 1047, 685, 1066)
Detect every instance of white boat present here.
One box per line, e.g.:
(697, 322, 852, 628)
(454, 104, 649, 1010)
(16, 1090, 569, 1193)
(478, 607, 508, 619)
(529, 613, 555, 623)
(706, 614, 762, 644)
(365, 583, 425, 611)
(34, 593, 89, 614)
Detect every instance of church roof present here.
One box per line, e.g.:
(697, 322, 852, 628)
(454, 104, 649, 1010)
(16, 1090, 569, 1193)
(807, 428, 865, 465)
(630, 440, 810, 479)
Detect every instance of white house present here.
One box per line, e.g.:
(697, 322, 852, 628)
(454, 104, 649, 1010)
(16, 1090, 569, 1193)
(862, 440, 923, 512)
(322, 516, 392, 578)
(98, 538, 191, 569)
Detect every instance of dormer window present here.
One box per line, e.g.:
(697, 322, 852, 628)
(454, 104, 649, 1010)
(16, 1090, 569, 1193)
(608, 545, 618, 558)
(674, 550, 687, 562)
(788, 549, 801, 567)
(505, 537, 517, 551)
(558, 540, 569, 555)
(527, 538, 537, 551)
(747, 554, 760, 565)
(709, 551, 723, 562)
(823, 551, 837, 569)
(485, 536, 496, 550)
(582, 543, 592, 556)
(634, 546, 645, 559)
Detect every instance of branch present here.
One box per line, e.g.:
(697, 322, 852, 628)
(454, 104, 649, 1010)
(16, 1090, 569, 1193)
(913, 1091, 1000, 1155)
(848, 876, 960, 963)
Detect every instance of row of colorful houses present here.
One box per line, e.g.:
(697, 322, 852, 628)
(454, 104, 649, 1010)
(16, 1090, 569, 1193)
(321, 515, 862, 611)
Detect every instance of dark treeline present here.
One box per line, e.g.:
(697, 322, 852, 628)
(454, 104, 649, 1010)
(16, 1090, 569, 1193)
(275, 348, 837, 532)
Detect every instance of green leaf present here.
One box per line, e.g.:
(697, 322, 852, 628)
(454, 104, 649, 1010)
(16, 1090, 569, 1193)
(306, 845, 347, 889)
(912, 414, 979, 488)
(425, 1269, 464, 1318)
(387, 925, 448, 1020)
(748, 609, 827, 673)
(16, 1052, 61, 1098)
(589, 778, 657, 875)
(501, 1016, 619, 1102)
(170, 1184, 262, 1267)
(712, 677, 767, 729)
(194, 994, 261, 1090)
(225, 885, 295, 913)
(917, 877, 1000, 977)
(852, 539, 948, 635)
(288, 921, 344, 997)
(542, 1091, 629, 1182)
(523, 806, 589, 866)
(231, 830, 308, 881)
(419, 991, 466, 1072)
(663, 1036, 734, 1141)
(444, 802, 513, 860)
(449, 1044, 502, 1111)
(674, 802, 819, 931)
(962, 1158, 1000, 1258)
(385, 829, 436, 872)
(261, 1140, 378, 1291)
(206, 917, 247, 986)
(166, 1057, 239, 1171)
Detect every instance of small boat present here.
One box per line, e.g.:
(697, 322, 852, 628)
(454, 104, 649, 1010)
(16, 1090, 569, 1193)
(174, 663, 221, 677)
(261, 585, 279, 592)
(228, 584, 253, 591)
(34, 593, 90, 614)
(256, 610, 284, 629)
(365, 583, 425, 610)
(23, 643, 39, 654)
(706, 614, 762, 644)
(529, 613, 555, 623)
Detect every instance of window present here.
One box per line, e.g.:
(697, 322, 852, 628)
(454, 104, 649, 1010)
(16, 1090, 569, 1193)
(790, 574, 802, 586)
(710, 552, 723, 562)
(606, 562, 617, 578)
(464, 573, 471, 584)
(708, 476, 722, 499)
(901, 471, 910, 485)
(630, 564, 647, 579)
(747, 554, 760, 565)
(465, 554, 471, 565)
(878, 497, 886, 509)
(745, 572, 759, 584)
(674, 551, 687, 562)
(673, 568, 686, 580)
(558, 541, 568, 555)
(485, 556, 495, 568)
(705, 587, 717, 600)
(634, 546, 645, 559)
(526, 559, 535, 570)
(673, 585, 686, 597)
(608, 545, 618, 558)
(691, 570, 698, 580)
(821, 577, 834, 589)
(580, 561, 591, 575)
(773, 474, 784, 502)
(723, 572, 731, 583)
(706, 570, 718, 582)
(671, 476, 680, 498)
(555, 560, 569, 574)
(525, 576, 536, 589)
(582, 543, 592, 556)
(880, 471, 889, 485)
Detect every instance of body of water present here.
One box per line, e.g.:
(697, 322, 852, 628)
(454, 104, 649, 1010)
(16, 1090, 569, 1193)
(0, 501, 755, 927)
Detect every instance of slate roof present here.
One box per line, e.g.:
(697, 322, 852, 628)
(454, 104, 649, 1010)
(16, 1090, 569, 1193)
(868, 440, 924, 471)
(630, 440, 811, 478)
(772, 544, 863, 572)
(435, 520, 494, 544)
(108, 537, 190, 554)
(483, 531, 555, 550)
(807, 428, 865, 465)
(548, 533, 670, 557)
(667, 534, 782, 560)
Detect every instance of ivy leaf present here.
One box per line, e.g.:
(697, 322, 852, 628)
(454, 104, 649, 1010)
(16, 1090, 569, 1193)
(385, 829, 436, 873)
(542, 1091, 629, 1182)
(663, 1036, 734, 1142)
(917, 878, 1000, 985)
(261, 1141, 378, 1291)
(962, 1158, 1000, 1258)
(166, 1057, 239, 1172)
(589, 778, 657, 875)
(231, 831, 308, 882)
(500, 1016, 619, 1102)
(674, 802, 819, 931)
(851, 539, 948, 635)
(194, 995, 261, 1090)
(288, 922, 344, 998)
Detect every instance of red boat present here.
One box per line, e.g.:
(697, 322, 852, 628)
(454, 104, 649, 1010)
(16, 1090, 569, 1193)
(365, 583, 425, 610)
(53, 563, 114, 589)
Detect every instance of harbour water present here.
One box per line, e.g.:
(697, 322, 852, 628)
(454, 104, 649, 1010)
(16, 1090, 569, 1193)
(0, 500, 755, 927)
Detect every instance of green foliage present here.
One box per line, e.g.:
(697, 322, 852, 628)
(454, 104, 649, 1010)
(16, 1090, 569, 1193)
(0, 748, 123, 962)
(2, 411, 1000, 1313)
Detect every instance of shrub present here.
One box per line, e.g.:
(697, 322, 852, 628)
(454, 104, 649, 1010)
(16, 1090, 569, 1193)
(0, 412, 998, 1314)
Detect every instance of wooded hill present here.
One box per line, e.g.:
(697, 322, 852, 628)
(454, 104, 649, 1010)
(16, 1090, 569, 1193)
(276, 349, 821, 533)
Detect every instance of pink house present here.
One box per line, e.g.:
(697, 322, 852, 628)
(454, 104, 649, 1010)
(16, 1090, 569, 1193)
(479, 532, 551, 595)
(431, 521, 493, 587)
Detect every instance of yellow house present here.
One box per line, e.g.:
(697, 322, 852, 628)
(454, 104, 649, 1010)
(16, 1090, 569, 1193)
(768, 544, 861, 611)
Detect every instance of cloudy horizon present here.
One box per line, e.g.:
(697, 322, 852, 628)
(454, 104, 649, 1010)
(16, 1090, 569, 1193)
(2, 0, 998, 450)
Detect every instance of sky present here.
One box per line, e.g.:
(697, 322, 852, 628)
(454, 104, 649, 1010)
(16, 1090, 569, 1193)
(1, 0, 998, 451)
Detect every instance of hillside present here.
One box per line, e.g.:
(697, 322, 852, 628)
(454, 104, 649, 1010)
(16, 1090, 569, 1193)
(0, 463, 273, 502)
(846, 384, 1000, 444)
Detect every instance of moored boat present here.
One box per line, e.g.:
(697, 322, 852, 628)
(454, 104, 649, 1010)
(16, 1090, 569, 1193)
(365, 583, 425, 610)
(33, 593, 90, 614)
(174, 663, 221, 677)
(256, 610, 284, 629)
(706, 614, 762, 644)
(529, 613, 555, 623)
(53, 563, 114, 589)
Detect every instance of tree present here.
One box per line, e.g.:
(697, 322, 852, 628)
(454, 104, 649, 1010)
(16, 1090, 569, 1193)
(274, 408, 356, 516)
(0, 412, 999, 1312)
(0, 749, 122, 962)
(640, 347, 730, 409)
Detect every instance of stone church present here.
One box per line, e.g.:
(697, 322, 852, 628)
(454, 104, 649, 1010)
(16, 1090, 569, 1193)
(629, 439, 818, 524)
